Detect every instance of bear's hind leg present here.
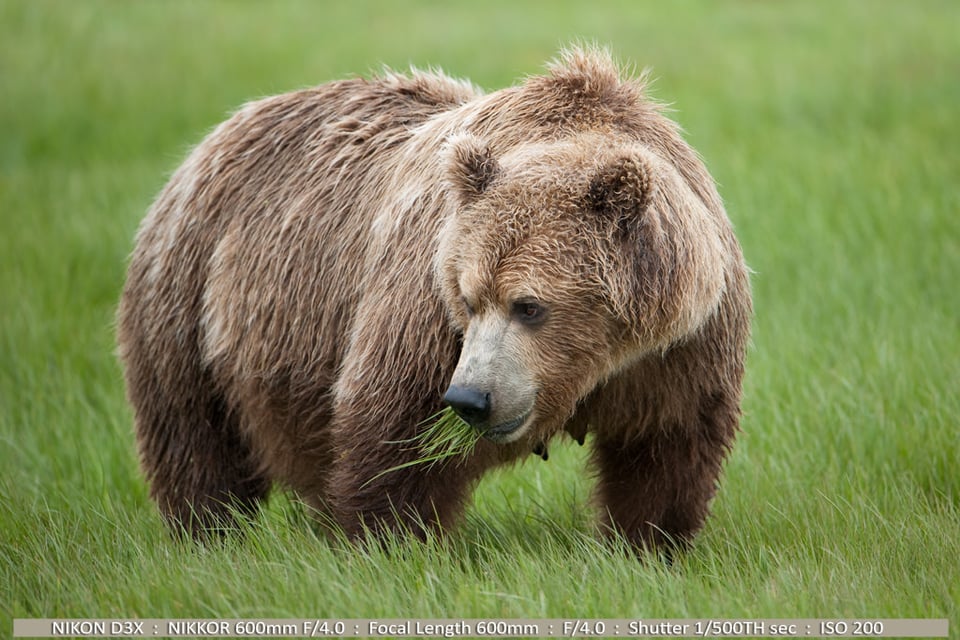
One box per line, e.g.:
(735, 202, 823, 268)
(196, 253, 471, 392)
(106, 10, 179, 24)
(134, 381, 270, 540)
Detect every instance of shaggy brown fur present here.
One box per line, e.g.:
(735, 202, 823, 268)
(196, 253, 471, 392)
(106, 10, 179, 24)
(117, 47, 751, 552)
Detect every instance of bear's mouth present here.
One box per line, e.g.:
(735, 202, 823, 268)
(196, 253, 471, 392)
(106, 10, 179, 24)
(481, 411, 532, 443)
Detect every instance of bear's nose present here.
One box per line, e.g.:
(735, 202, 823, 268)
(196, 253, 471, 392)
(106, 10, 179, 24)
(442, 384, 491, 427)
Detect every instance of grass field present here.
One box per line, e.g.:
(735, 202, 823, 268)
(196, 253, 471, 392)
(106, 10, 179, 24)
(2, 0, 958, 632)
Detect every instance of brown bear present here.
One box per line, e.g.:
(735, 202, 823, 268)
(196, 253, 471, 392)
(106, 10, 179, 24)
(117, 46, 751, 552)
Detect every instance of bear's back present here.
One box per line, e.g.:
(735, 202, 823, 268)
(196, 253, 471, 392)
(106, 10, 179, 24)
(120, 70, 478, 414)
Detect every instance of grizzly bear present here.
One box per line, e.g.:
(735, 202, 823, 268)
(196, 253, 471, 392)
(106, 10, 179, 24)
(117, 47, 751, 552)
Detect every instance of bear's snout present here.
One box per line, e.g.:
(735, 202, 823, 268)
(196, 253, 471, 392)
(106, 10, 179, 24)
(442, 384, 491, 426)
(442, 383, 531, 443)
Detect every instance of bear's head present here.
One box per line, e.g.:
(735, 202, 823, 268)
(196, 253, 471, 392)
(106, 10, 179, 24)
(435, 130, 727, 445)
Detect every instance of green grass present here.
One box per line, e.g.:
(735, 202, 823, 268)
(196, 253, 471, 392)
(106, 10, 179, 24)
(369, 409, 481, 486)
(2, 0, 958, 630)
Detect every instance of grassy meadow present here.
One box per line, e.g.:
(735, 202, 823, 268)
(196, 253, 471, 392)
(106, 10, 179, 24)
(2, 0, 958, 631)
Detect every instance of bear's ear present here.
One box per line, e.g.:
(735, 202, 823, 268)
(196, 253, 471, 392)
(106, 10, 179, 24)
(585, 149, 657, 226)
(444, 132, 500, 204)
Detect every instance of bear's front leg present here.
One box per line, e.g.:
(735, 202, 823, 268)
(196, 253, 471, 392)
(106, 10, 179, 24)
(324, 421, 477, 542)
(320, 291, 473, 542)
(591, 393, 737, 554)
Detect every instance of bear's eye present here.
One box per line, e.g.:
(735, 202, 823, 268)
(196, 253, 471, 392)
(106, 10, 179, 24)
(461, 296, 476, 318)
(511, 299, 547, 326)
